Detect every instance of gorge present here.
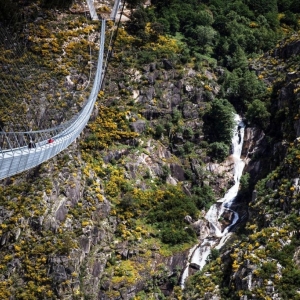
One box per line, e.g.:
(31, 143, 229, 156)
(181, 114, 245, 288)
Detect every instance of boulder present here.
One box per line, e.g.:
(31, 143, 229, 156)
(162, 59, 173, 70)
(170, 164, 185, 181)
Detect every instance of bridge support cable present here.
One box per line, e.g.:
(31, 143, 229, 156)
(86, 0, 99, 21)
(110, 0, 122, 21)
(0, 19, 106, 180)
(101, 0, 124, 89)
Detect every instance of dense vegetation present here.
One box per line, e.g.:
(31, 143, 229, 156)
(126, 0, 299, 133)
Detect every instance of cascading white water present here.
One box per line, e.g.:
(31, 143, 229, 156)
(181, 114, 245, 288)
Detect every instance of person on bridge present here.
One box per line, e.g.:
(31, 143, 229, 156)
(28, 140, 36, 149)
(48, 138, 54, 144)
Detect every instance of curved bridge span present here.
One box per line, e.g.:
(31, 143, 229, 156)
(0, 1, 118, 180)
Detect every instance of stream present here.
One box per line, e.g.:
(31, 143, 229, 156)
(181, 114, 245, 288)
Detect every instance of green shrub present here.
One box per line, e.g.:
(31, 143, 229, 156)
(208, 142, 230, 162)
(161, 224, 196, 245)
(246, 99, 270, 129)
(192, 184, 215, 209)
(154, 124, 164, 138)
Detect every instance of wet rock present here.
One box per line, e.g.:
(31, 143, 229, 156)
(221, 210, 234, 223)
(242, 127, 265, 158)
(189, 262, 200, 270)
(192, 219, 210, 238)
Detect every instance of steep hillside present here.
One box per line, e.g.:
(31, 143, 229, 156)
(0, 0, 300, 300)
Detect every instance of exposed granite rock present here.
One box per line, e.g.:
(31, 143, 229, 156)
(242, 127, 265, 159)
(170, 163, 185, 181)
(130, 120, 146, 133)
(50, 264, 67, 283)
(273, 35, 300, 58)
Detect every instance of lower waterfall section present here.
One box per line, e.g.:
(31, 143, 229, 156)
(181, 114, 245, 288)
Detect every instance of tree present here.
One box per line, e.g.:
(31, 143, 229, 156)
(277, 0, 293, 11)
(192, 184, 215, 209)
(245, 99, 270, 129)
(290, 0, 300, 13)
(224, 69, 266, 111)
(154, 124, 164, 138)
(197, 10, 214, 26)
(245, 0, 278, 15)
(203, 98, 236, 145)
(208, 142, 230, 162)
(126, 0, 144, 12)
(280, 11, 298, 28)
(159, 12, 180, 34)
(126, 7, 149, 38)
(230, 46, 248, 70)
(185, 25, 217, 54)
(239, 70, 266, 104)
(0, 0, 18, 23)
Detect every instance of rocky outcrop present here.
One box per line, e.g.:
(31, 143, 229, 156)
(273, 34, 300, 59)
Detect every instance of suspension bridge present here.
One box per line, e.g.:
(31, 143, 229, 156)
(0, 0, 121, 180)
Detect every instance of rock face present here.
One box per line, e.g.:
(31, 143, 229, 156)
(242, 127, 266, 177)
(273, 34, 300, 58)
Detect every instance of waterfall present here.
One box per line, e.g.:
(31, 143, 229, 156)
(181, 114, 245, 288)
